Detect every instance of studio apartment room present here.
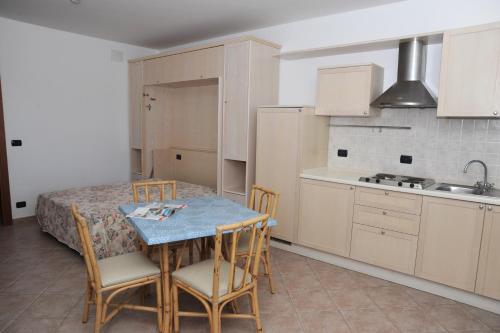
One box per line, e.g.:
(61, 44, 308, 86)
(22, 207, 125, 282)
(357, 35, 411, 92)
(1, 0, 500, 332)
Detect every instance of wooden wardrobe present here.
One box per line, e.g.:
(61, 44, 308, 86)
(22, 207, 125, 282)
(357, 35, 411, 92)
(128, 37, 280, 203)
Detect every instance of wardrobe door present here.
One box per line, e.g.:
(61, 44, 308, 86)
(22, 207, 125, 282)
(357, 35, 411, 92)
(223, 41, 250, 161)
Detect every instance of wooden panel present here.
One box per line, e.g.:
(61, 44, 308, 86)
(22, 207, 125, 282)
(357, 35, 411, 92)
(256, 109, 300, 242)
(476, 205, 500, 300)
(350, 223, 418, 275)
(415, 197, 485, 291)
(153, 148, 173, 180)
(171, 148, 217, 188)
(169, 82, 219, 151)
(143, 56, 166, 85)
(355, 187, 422, 215)
(298, 108, 330, 171)
(438, 22, 500, 118)
(298, 179, 354, 256)
(315, 64, 383, 117)
(222, 191, 246, 206)
(223, 41, 250, 161)
(353, 204, 421, 235)
(129, 62, 143, 149)
(222, 159, 246, 195)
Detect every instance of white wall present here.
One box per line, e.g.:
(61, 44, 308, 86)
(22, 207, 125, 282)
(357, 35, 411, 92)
(0, 17, 155, 218)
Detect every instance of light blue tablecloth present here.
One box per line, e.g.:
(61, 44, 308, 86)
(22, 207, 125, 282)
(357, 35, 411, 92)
(119, 197, 277, 246)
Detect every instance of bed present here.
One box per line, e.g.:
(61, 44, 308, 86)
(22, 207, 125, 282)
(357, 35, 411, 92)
(36, 181, 216, 259)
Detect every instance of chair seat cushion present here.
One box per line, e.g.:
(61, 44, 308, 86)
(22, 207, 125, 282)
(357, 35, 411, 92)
(172, 259, 251, 297)
(97, 252, 160, 287)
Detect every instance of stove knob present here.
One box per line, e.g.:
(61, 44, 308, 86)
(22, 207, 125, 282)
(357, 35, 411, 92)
(410, 183, 415, 188)
(365, 178, 370, 182)
(398, 181, 403, 187)
(375, 179, 380, 184)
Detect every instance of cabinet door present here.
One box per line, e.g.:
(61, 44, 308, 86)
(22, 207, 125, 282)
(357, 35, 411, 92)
(223, 42, 250, 161)
(143, 57, 167, 85)
(316, 66, 371, 116)
(476, 205, 500, 300)
(350, 223, 418, 274)
(256, 109, 299, 242)
(298, 179, 354, 256)
(129, 61, 143, 149)
(438, 22, 500, 118)
(415, 197, 485, 291)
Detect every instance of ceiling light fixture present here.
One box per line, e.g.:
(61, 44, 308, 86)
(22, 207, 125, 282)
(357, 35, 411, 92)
(70, 0, 81, 5)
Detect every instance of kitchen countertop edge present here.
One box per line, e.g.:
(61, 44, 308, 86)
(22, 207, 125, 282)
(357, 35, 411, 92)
(300, 167, 500, 206)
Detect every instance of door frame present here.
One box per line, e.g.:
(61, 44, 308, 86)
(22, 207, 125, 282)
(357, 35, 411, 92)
(0, 80, 12, 225)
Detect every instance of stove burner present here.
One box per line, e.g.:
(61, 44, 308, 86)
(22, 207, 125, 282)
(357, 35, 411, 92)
(374, 173, 396, 180)
(359, 174, 435, 190)
(402, 176, 425, 183)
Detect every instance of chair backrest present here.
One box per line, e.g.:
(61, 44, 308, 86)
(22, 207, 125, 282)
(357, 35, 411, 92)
(248, 185, 279, 219)
(132, 180, 176, 203)
(212, 214, 269, 300)
(71, 204, 102, 290)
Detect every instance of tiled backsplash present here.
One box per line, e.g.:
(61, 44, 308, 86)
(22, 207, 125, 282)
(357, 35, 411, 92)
(329, 109, 500, 186)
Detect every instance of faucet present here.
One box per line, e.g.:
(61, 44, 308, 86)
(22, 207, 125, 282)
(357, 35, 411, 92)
(463, 160, 494, 192)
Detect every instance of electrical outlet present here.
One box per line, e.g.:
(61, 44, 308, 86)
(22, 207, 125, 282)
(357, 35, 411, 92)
(337, 149, 348, 157)
(400, 155, 413, 164)
(176, 154, 182, 160)
(16, 201, 26, 208)
(11, 139, 22, 147)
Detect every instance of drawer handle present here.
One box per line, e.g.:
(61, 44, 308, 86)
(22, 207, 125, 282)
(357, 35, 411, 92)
(384, 191, 389, 196)
(479, 204, 485, 210)
(381, 230, 386, 235)
(488, 206, 493, 211)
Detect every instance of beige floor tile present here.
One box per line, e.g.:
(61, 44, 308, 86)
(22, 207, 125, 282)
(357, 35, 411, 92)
(463, 304, 500, 330)
(57, 316, 94, 333)
(281, 270, 322, 292)
(289, 288, 335, 313)
(4, 272, 56, 295)
(366, 286, 419, 309)
(341, 308, 399, 333)
(328, 288, 378, 310)
(101, 310, 158, 333)
(318, 270, 366, 291)
(3, 316, 63, 333)
(426, 304, 490, 332)
(0, 293, 39, 331)
(252, 290, 296, 315)
(299, 310, 351, 333)
(383, 306, 446, 333)
(306, 258, 348, 275)
(276, 256, 310, 276)
(23, 294, 81, 319)
(45, 270, 87, 295)
(349, 271, 393, 288)
(260, 312, 303, 333)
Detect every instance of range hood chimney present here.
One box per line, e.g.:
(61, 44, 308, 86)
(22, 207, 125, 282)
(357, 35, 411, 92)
(371, 38, 437, 108)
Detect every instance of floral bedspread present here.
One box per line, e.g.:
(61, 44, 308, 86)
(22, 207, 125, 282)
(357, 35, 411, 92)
(36, 181, 216, 259)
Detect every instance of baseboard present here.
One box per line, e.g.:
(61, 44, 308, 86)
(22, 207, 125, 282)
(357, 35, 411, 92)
(270, 240, 500, 315)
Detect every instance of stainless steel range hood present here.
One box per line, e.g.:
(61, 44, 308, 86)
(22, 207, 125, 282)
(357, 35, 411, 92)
(371, 38, 437, 108)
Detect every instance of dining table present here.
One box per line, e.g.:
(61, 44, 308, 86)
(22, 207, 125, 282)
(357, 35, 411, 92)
(119, 196, 277, 333)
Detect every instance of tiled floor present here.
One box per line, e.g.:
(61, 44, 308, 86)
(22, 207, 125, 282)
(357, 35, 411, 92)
(1, 218, 500, 333)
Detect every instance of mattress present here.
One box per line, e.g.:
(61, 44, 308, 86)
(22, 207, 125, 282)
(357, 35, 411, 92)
(36, 181, 216, 259)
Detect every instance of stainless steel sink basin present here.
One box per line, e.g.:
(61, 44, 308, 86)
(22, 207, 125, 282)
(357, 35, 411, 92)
(430, 183, 500, 198)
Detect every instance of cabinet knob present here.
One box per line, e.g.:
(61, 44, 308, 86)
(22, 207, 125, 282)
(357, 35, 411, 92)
(381, 230, 386, 235)
(479, 204, 485, 210)
(494, 111, 498, 116)
(384, 191, 389, 196)
(488, 206, 493, 211)
(349, 186, 354, 190)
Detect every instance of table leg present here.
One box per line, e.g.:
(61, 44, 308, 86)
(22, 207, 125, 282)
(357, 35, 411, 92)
(160, 244, 171, 333)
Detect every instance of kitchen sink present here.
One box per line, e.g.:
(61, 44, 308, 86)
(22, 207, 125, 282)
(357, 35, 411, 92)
(430, 183, 500, 198)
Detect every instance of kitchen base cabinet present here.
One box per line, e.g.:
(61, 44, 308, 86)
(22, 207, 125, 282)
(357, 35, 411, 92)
(350, 223, 418, 275)
(476, 205, 500, 300)
(415, 197, 485, 292)
(297, 179, 354, 256)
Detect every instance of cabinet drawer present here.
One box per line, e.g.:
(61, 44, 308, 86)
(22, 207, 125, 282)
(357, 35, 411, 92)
(350, 223, 418, 275)
(353, 204, 420, 235)
(355, 187, 422, 215)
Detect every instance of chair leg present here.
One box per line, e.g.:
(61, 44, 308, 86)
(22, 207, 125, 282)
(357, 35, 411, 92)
(264, 249, 276, 294)
(156, 279, 163, 332)
(251, 288, 263, 332)
(211, 303, 220, 333)
(82, 279, 92, 323)
(172, 283, 180, 333)
(94, 292, 103, 333)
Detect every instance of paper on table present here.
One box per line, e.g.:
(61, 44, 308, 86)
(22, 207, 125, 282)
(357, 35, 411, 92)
(126, 202, 187, 221)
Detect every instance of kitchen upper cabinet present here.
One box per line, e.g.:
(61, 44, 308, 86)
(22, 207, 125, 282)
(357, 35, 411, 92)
(476, 205, 500, 300)
(438, 22, 500, 118)
(223, 41, 250, 161)
(298, 179, 354, 256)
(143, 47, 224, 85)
(415, 197, 485, 292)
(315, 64, 383, 117)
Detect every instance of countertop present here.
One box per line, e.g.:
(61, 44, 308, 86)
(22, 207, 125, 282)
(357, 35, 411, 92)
(300, 167, 500, 206)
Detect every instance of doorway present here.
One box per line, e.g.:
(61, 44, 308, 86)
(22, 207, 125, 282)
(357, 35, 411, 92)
(0, 80, 12, 225)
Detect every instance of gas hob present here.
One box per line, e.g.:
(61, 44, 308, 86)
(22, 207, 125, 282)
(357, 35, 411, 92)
(359, 173, 435, 190)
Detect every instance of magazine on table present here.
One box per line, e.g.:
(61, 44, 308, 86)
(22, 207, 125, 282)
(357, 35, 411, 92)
(126, 202, 187, 221)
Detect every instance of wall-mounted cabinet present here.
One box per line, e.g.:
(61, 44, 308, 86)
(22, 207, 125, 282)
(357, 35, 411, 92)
(315, 64, 383, 117)
(438, 21, 500, 118)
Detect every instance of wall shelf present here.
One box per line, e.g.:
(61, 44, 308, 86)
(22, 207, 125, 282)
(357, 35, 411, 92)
(276, 31, 443, 60)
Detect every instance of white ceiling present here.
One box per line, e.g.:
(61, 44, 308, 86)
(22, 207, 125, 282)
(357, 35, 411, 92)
(0, 0, 403, 49)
